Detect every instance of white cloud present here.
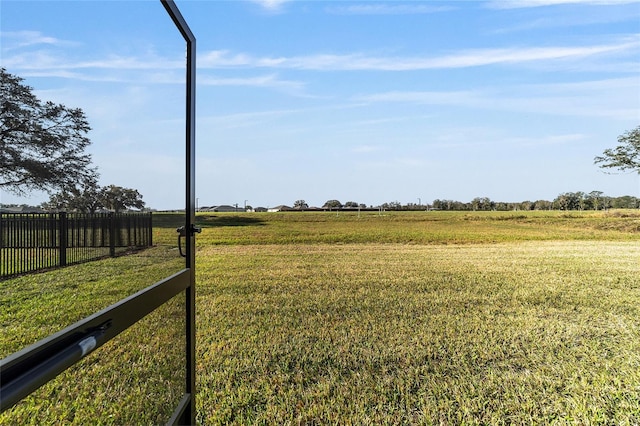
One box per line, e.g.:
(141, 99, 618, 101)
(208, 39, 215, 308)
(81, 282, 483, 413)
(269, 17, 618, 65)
(199, 73, 305, 92)
(4, 51, 183, 71)
(199, 38, 639, 71)
(356, 77, 639, 120)
(0, 30, 77, 50)
(327, 4, 455, 15)
(250, 0, 291, 11)
(200, 50, 254, 67)
(508, 133, 588, 147)
(199, 109, 302, 130)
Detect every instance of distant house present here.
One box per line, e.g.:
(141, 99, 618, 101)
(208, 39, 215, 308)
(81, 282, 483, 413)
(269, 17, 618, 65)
(253, 207, 268, 212)
(268, 205, 291, 212)
(211, 205, 242, 212)
(0, 206, 44, 213)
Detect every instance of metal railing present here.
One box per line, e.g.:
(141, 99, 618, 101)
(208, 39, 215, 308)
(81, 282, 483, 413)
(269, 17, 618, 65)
(1, 1, 195, 423)
(0, 212, 153, 279)
(0, 268, 191, 415)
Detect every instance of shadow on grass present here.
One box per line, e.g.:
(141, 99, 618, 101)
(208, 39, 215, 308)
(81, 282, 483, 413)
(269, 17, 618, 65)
(152, 213, 265, 229)
(152, 213, 186, 229)
(196, 215, 266, 228)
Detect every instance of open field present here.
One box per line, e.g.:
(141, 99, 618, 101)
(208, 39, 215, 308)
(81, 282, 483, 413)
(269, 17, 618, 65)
(2, 210, 640, 424)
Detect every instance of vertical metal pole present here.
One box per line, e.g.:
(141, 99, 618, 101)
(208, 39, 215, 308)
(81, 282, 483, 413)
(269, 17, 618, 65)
(148, 212, 153, 247)
(184, 22, 197, 426)
(109, 212, 116, 258)
(161, 2, 196, 424)
(59, 212, 67, 267)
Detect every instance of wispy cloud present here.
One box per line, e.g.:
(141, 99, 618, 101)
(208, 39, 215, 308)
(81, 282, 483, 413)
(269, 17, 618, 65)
(494, 12, 638, 33)
(199, 73, 307, 94)
(356, 77, 639, 120)
(250, 0, 291, 11)
(1, 47, 188, 84)
(513, 133, 587, 147)
(200, 102, 368, 131)
(2, 30, 184, 79)
(200, 50, 255, 67)
(5, 31, 636, 81)
(327, 4, 455, 15)
(357, 90, 479, 106)
(4, 51, 183, 71)
(0, 30, 77, 50)
(486, 0, 640, 8)
(200, 38, 639, 71)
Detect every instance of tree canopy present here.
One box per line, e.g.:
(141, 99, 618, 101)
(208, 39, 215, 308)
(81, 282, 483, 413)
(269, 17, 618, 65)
(293, 199, 309, 209)
(43, 183, 145, 213)
(43, 177, 104, 213)
(0, 68, 96, 195)
(323, 200, 342, 209)
(594, 126, 640, 174)
(98, 185, 145, 213)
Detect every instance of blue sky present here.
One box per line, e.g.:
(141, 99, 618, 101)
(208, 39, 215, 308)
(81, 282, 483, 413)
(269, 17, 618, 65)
(1, 0, 639, 209)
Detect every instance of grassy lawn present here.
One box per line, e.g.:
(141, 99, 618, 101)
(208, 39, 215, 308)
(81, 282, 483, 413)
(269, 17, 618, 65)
(2, 210, 640, 424)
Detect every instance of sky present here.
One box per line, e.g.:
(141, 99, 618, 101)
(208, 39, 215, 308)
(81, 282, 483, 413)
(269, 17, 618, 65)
(1, 0, 639, 210)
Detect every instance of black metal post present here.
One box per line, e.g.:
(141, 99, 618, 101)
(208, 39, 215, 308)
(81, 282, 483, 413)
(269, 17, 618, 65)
(109, 212, 116, 257)
(59, 212, 67, 267)
(148, 212, 153, 247)
(161, 1, 196, 424)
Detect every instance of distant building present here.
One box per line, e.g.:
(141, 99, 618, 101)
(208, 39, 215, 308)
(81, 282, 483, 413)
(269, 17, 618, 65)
(210, 205, 242, 212)
(0, 206, 44, 213)
(267, 205, 291, 212)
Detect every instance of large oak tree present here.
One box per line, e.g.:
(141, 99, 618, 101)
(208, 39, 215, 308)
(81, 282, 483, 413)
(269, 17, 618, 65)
(1, 68, 97, 195)
(44, 182, 145, 213)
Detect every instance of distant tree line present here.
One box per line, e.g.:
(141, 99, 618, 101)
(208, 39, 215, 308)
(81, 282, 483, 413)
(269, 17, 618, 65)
(311, 193, 639, 212)
(428, 192, 638, 211)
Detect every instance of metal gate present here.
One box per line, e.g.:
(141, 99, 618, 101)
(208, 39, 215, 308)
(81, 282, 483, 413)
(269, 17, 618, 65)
(0, 1, 197, 423)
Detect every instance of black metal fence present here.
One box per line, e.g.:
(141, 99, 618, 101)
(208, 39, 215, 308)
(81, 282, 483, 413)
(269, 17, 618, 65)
(0, 212, 153, 279)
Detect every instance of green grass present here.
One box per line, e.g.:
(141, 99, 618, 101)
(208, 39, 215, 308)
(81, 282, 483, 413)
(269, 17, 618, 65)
(195, 209, 640, 245)
(3, 293, 186, 425)
(195, 240, 640, 424)
(2, 210, 640, 424)
(0, 245, 184, 357)
(1, 215, 186, 424)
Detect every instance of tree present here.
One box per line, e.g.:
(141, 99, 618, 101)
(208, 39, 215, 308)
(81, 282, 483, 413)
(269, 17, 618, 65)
(471, 197, 493, 211)
(594, 126, 640, 174)
(293, 199, 308, 210)
(43, 183, 145, 213)
(382, 201, 402, 210)
(611, 195, 639, 209)
(323, 200, 342, 209)
(0, 68, 97, 195)
(42, 177, 103, 213)
(586, 191, 604, 210)
(554, 192, 583, 210)
(100, 185, 145, 212)
(533, 200, 553, 211)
